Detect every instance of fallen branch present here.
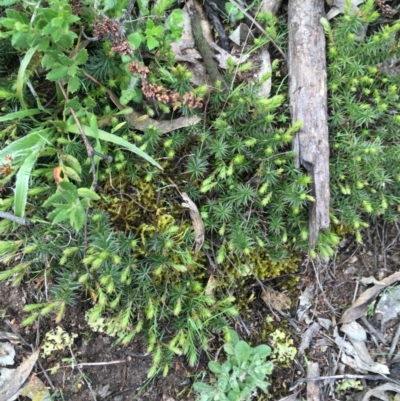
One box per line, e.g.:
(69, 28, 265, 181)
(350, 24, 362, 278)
(188, 2, 229, 91)
(0, 211, 30, 226)
(288, 0, 330, 247)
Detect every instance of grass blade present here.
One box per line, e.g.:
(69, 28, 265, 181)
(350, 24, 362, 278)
(14, 145, 43, 217)
(0, 129, 52, 163)
(17, 46, 38, 110)
(0, 109, 41, 122)
(67, 124, 162, 169)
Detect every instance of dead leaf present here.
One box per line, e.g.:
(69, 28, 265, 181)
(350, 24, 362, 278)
(181, 192, 204, 257)
(341, 322, 374, 366)
(0, 349, 39, 401)
(375, 285, 400, 329)
(326, 0, 365, 20)
(261, 287, 291, 311)
(333, 328, 389, 375)
(340, 272, 400, 324)
(297, 285, 315, 321)
(276, 392, 301, 401)
(360, 276, 386, 286)
(298, 322, 320, 356)
(0, 331, 21, 345)
(0, 342, 15, 366)
(360, 383, 400, 401)
(307, 362, 321, 401)
(229, 24, 254, 47)
(205, 274, 216, 297)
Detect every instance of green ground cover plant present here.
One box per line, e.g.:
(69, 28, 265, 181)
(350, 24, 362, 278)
(0, 0, 399, 384)
(193, 330, 273, 401)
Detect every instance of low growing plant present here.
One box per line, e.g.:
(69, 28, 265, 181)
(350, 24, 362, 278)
(193, 331, 274, 401)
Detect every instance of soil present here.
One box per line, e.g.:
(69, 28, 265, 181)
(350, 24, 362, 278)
(1, 222, 400, 401)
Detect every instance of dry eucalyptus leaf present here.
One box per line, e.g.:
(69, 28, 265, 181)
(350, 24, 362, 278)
(297, 285, 315, 321)
(334, 328, 389, 374)
(0, 331, 21, 345)
(229, 24, 254, 47)
(375, 285, 400, 329)
(0, 342, 15, 366)
(341, 271, 400, 324)
(326, 0, 365, 20)
(298, 322, 320, 356)
(360, 383, 400, 401)
(360, 276, 386, 286)
(0, 349, 39, 401)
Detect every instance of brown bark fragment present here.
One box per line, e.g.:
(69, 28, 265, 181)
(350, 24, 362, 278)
(288, 0, 330, 248)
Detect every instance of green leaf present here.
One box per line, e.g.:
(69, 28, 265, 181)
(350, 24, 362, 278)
(66, 124, 162, 169)
(208, 361, 222, 374)
(193, 382, 214, 392)
(0, 0, 18, 5)
(46, 66, 68, 81)
(62, 166, 81, 182)
(89, 113, 99, 141)
(128, 32, 143, 49)
(224, 343, 235, 355)
(43, 192, 65, 207)
(52, 208, 70, 224)
(146, 36, 159, 51)
(77, 187, 100, 200)
(227, 389, 240, 401)
(74, 49, 88, 65)
(115, 107, 134, 116)
(60, 154, 82, 174)
(70, 204, 85, 230)
(68, 76, 81, 93)
(253, 344, 271, 359)
(0, 109, 41, 122)
(17, 46, 38, 109)
(103, 0, 118, 11)
(234, 341, 251, 364)
(66, 97, 81, 110)
(0, 128, 51, 164)
(41, 53, 55, 70)
(59, 180, 78, 194)
(14, 146, 42, 217)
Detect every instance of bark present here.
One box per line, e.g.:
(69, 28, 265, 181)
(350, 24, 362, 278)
(288, 0, 330, 248)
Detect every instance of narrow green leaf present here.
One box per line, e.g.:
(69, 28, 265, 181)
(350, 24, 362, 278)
(0, 129, 52, 164)
(17, 46, 38, 110)
(89, 113, 99, 141)
(0, 109, 41, 122)
(66, 124, 162, 169)
(14, 147, 41, 217)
